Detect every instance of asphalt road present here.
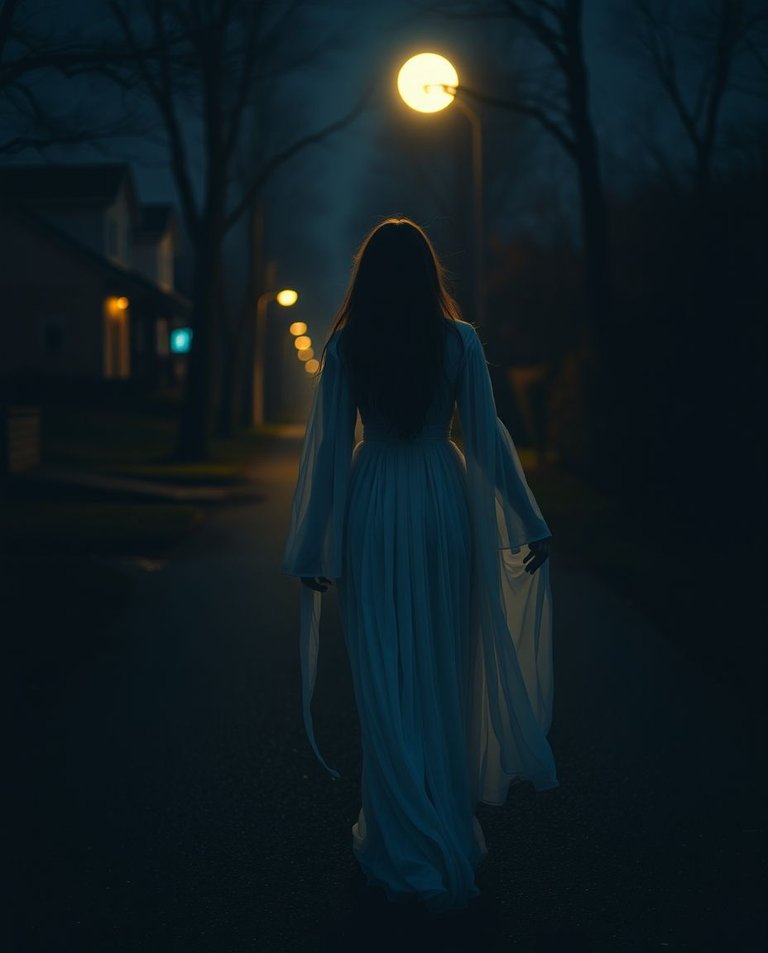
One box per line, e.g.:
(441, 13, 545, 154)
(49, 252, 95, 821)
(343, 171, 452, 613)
(9, 434, 765, 953)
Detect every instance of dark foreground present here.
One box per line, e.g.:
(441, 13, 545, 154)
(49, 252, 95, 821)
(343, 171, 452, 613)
(8, 435, 765, 952)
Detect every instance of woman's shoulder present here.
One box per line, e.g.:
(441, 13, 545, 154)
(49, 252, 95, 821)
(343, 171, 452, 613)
(328, 320, 476, 354)
(326, 327, 346, 354)
(451, 318, 478, 337)
(449, 319, 481, 349)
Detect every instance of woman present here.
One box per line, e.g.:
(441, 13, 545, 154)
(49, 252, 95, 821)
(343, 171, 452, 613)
(282, 218, 558, 913)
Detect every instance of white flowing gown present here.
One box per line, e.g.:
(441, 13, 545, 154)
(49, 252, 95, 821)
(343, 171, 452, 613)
(282, 319, 559, 911)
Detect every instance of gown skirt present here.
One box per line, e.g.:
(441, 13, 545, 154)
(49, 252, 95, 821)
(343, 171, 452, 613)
(337, 429, 489, 912)
(282, 320, 557, 914)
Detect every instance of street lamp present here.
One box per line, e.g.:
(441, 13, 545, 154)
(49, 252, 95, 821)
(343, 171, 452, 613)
(397, 52, 484, 327)
(253, 287, 298, 426)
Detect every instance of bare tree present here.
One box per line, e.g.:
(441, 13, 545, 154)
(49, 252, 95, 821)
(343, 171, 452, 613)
(0, 0, 145, 155)
(98, 0, 372, 460)
(217, 68, 352, 438)
(421, 0, 613, 345)
(632, 0, 768, 194)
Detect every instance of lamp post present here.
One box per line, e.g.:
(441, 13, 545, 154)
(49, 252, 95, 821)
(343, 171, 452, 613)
(253, 288, 298, 426)
(397, 52, 485, 328)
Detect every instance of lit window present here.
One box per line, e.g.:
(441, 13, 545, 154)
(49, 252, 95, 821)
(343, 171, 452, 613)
(170, 327, 192, 353)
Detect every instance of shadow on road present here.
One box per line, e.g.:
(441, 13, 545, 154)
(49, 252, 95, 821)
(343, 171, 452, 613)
(306, 871, 599, 953)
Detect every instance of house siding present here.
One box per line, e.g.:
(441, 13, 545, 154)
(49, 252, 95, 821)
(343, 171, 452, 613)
(0, 215, 109, 377)
(32, 205, 105, 261)
(134, 230, 174, 293)
(103, 184, 133, 267)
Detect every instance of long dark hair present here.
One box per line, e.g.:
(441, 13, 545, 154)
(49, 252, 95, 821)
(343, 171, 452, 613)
(319, 217, 465, 439)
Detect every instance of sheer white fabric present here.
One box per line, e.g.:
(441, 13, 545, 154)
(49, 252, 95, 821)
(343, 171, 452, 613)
(281, 319, 559, 908)
(281, 328, 357, 778)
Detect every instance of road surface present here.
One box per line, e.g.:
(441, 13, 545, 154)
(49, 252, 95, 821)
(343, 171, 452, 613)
(9, 433, 764, 952)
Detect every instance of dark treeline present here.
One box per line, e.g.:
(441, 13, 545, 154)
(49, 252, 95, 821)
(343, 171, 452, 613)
(374, 1, 768, 556)
(490, 160, 767, 547)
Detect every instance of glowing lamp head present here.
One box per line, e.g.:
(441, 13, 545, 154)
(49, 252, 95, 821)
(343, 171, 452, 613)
(289, 321, 307, 336)
(116, 296, 129, 310)
(397, 53, 458, 113)
(276, 289, 298, 307)
(305, 359, 320, 374)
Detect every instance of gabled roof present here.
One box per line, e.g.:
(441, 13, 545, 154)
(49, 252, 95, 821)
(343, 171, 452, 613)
(134, 203, 178, 242)
(0, 162, 138, 212)
(0, 201, 191, 317)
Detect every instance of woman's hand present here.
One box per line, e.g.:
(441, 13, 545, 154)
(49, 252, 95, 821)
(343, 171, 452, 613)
(523, 537, 552, 574)
(301, 576, 333, 592)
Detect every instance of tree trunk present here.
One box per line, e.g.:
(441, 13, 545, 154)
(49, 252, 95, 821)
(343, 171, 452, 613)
(563, 0, 612, 348)
(240, 203, 266, 428)
(560, 1, 620, 485)
(216, 327, 239, 438)
(215, 201, 265, 433)
(175, 224, 223, 461)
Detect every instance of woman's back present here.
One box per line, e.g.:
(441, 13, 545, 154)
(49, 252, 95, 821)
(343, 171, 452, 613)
(282, 219, 557, 914)
(339, 318, 470, 441)
(337, 316, 485, 910)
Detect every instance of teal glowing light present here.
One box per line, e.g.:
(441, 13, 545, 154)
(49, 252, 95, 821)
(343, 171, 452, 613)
(170, 327, 192, 354)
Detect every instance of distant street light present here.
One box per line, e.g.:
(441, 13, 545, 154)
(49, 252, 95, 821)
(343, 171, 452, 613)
(397, 52, 485, 327)
(276, 288, 298, 307)
(253, 288, 299, 426)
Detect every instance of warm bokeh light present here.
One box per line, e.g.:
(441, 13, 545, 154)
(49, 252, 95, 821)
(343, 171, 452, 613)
(105, 296, 129, 318)
(298, 347, 313, 361)
(294, 335, 311, 350)
(276, 289, 298, 307)
(289, 321, 308, 336)
(305, 359, 320, 374)
(397, 53, 457, 113)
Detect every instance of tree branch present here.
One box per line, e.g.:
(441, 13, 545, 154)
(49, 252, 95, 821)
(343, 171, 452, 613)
(222, 8, 263, 162)
(107, 0, 201, 236)
(637, 1, 702, 152)
(224, 80, 375, 231)
(459, 83, 577, 155)
(503, 0, 569, 69)
(699, 0, 742, 163)
(0, 0, 22, 65)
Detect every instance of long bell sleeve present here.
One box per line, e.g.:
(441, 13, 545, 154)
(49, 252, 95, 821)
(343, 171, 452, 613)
(281, 330, 357, 780)
(455, 322, 559, 804)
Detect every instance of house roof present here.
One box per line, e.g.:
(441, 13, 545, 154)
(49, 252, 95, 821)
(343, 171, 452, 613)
(0, 201, 191, 318)
(134, 203, 178, 242)
(0, 162, 138, 212)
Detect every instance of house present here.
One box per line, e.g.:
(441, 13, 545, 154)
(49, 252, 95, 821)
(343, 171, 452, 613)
(0, 163, 191, 394)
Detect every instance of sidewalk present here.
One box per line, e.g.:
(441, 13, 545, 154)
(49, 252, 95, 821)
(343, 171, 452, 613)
(9, 422, 307, 502)
(21, 464, 268, 503)
(9, 434, 764, 952)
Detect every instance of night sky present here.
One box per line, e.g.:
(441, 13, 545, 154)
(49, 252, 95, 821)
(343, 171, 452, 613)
(5, 0, 765, 410)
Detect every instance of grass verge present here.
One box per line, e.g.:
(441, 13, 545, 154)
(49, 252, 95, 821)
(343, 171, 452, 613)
(40, 407, 270, 482)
